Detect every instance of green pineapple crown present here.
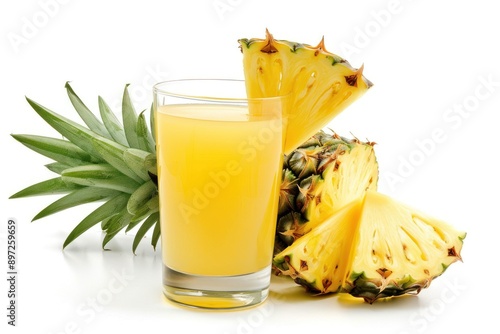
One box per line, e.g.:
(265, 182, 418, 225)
(10, 82, 160, 253)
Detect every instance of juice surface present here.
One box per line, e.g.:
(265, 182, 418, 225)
(156, 104, 283, 276)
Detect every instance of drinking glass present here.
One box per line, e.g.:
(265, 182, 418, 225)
(153, 79, 287, 309)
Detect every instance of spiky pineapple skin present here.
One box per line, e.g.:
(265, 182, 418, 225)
(274, 131, 379, 256)
(343, 272, 424, 304)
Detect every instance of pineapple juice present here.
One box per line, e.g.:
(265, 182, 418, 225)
(156, 104, 283, 276)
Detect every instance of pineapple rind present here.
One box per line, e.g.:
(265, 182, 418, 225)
(276, 212, 306, 246)
(277, 169, 299, 216)
(345, 272, 424, 304)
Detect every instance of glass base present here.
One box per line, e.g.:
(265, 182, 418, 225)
(163, 265, 271, 310)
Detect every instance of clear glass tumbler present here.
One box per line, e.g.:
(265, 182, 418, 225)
(153, 79, 287, 309)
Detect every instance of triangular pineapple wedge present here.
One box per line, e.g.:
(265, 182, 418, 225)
(274, 197, 363, 294)
(346, 191, 465, 303)
(239, 30, 372, 154)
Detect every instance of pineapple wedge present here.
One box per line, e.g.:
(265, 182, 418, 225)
(273, 191, 466, 303)
(239, 30, 373, 154)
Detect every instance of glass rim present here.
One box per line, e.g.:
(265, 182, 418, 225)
(153, 78, 289, 103)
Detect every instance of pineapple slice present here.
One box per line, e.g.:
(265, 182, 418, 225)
(239, 30, 373, 154)
(273, 191, 466, 303)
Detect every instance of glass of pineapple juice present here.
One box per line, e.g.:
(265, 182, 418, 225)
(153, 79, 287, 309)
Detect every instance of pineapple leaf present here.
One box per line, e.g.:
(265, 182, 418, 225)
(61, 164, 141, 194)
(127, 195, 159, 231)
(101, 216, 112, 230)
(123, 148, 152, 181)
(63, 193, 129, 249)
(132, 212, 159, 254)
(45, 162, 73, 174)
(147, 193, 159, 211)
(102, 209, 133, 249)
(25, 97, 105, 161)
(149, 104, 156, 143)
(151, 220, 161, 250)
(137, 110, 156, 153)
(104, 207, 133, 235)
(122, 84, 141, 149)
(10, 177, 81, 198)
(98, 96, 129, 147)
(143, 152, 157, 185)
(90, 136, 144, 183)
(65, 82, 112, 139)
(127, 180, 157, 215)
(17, 85, 161, 252)
(11, 134, 98, 166)
(33, 187, 121, 222)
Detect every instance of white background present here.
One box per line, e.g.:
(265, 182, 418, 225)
(1, 0, 499, 333)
